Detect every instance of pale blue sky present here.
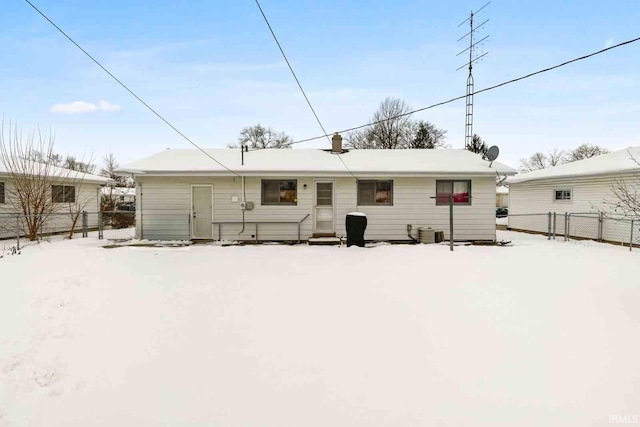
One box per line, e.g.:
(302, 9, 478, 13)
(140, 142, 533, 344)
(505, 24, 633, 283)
(1, 0, 638, 168)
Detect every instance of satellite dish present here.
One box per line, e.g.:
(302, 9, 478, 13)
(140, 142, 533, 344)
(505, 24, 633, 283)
(485, 145, 500, 162)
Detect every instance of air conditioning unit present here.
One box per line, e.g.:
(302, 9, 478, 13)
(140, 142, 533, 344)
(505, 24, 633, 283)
(418, 227, 435, 244)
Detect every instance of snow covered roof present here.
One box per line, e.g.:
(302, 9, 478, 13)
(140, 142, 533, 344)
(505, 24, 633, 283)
(118, 148, 516, 177)
(508, 146, 640, 184)
(101, 187, 136, 196)
(0, 160, 111, 184)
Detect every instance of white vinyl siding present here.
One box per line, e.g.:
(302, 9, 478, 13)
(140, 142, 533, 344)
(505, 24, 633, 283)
(508, 173, 638, 243)
(0, 180, 102, 239)
(136, 175, 497, 242)
(336, 177, 496, 241)
(136, 176, 314, 241)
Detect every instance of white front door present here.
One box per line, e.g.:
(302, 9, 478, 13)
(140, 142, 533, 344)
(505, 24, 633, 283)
(314, 181, 335, 234)
(192, 185, 212, 239)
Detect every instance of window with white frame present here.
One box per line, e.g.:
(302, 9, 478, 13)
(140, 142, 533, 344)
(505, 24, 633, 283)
(0, 182, 5, 204)
(554, 189, 571, 201)
(357, 180, 393, 205)
(435, 180, 472, 205)
(52, 185, 76, 203)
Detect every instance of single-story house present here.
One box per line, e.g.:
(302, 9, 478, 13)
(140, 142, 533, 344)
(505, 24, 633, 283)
(496, 185, 509, 208)
(118, 136, 516, 242)
(507, 146, 640, 242)
(0, 161, 111, 239)
(101, 186, 136, 204)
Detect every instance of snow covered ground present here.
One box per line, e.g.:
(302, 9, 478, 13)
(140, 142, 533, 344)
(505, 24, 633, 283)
(1, 231, 638, 426)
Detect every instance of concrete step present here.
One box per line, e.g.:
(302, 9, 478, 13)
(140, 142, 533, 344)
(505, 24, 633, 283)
(312, 232, 336, 238)
(308, 237, 342, 246)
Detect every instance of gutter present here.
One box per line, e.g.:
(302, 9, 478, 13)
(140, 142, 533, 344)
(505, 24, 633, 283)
(508, 168, 640, 185)
(123, 171, 517, 178)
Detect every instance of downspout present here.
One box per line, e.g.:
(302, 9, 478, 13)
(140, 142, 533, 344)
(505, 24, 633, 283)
(138, 181, 143, 240)
(239, 176, 246, 234)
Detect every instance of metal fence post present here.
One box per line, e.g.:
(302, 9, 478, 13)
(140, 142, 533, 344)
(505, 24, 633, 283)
(82, 211, 88, 238)
(547, 212, 551, 240)
(552, 212, 557, 239)
(566, 213, 570, 242)
(98, 211, 103, 240)
(630, 220, 635, 252)
(598, 212, 604, 241)
(15, 214, 20, 251)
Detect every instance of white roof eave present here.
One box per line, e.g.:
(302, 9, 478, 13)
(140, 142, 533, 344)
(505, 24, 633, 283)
(129, 169, 516, 178)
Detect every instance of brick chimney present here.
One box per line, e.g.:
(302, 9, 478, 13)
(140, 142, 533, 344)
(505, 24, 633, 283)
(331, 132, 343, 153)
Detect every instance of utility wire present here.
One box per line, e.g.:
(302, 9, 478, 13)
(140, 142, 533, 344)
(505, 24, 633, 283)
(24, 0, 240, 176)
(251, 36, 640, 150)
(253, 0, 357, 178)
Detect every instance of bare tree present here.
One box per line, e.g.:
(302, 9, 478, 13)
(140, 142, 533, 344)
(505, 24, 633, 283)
(518, 148, 566, 172)
(346, 98, 447, 150)
(519, 152, 548, 172)
(0, 122, 94, 240)
(345, 128, 378, 149)
(63, 156, 96, 174)
(368, 97, 413, 149)
(547, 148, 566, 166)
(466, 134, 488, 155)
(605, 153, 640, 220)
(1, 123, 65, 240)
(566, 143, 609, 162)
(228, 124, 292, 149)
(65, 158, 97, 239)
(346, 97, 414, 149)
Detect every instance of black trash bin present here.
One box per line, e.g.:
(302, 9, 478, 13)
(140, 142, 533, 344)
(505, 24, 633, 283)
(346, 212, 367, 247)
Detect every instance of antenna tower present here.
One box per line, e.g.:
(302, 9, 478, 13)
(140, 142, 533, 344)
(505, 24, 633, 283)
(457, 2, 490, 149)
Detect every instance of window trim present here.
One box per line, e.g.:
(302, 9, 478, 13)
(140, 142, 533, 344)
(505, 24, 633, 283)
(553, 188, 572, 202)
(357, 180, 394, 206)
(435, 180, 472, 206)
(0, 181, 5, 204)
(51, 185, 76, 204)
(261, 179, 298, 206)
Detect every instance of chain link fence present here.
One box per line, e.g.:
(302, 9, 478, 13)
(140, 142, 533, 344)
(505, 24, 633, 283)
(0, 210, 136, 257)
(507, 211, 639, 251)
(97, 210, 136, 240)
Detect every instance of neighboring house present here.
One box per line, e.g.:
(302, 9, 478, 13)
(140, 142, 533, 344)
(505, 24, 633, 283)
(101, 186, 136, 204)
(0, 162, 111, 239)
(496, 185, 509, 208)
(507, 146, 640, 241)
(118, 136, 516, 242)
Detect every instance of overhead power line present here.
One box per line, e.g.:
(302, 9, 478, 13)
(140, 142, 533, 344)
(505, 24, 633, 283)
(253, 0, 357, 178)
(254, 36, 640, 150)
(24, 0, 240, 177)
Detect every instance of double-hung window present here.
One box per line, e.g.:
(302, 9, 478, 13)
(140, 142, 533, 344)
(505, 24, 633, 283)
(357, 180, 393, 205)
(52, 185, 76, 203)
(261, 180, 297, 205)
(435, 180, 471, 205)
(0, 182, 5, 204)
